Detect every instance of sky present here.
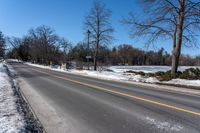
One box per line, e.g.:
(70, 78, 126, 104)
(0, 0, 199, 56)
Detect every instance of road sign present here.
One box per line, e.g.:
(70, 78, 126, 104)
(86, 56, 92, 59)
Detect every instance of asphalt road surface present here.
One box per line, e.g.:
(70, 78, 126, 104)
(8, 61, 200, 133)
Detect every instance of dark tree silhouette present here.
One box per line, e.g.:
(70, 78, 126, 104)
(0, 31, 6, 57)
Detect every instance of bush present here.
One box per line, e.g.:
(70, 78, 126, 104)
(105, 69, 114, 72)
(180, 68, 200, 80)
(156, 71, 172, 81)
(155, 71, 165, 76)
(125, 70, 145, 76)
(146, 73, 155, 77)
(125, 68, 200, 81)
(125, 70, 136, 73)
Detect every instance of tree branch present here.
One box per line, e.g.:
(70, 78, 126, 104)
(164, 0, 179, 13)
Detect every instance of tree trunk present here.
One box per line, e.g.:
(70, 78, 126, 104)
(171, 0, 185, 76)
(94, 41, 99, 71)
(94, 12, 100, 71)
(171, 48, 180, 75)
(171, 27, 178, 75)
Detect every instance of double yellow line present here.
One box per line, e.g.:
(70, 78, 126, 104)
(32, 68, 200, 116)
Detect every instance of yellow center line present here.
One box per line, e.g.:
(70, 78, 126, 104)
(32, 68, 200, 116)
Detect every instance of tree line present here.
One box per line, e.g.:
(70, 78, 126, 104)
(69, 43, 200, 66)
(6, 25, 71, 65)
(1, 26, 199, 67)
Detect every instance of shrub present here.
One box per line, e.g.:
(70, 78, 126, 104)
(157, 71, 172, 81)
(125, 70, 145, 76)
(125, 68, 200, 81)
(180, 68, 200, 80)
(155, 71, 165, 76)
(136, 71, 146, 76)
(126, 70, 136, 73)
(105, 69, 114, 72)
(146, 73, 155, 77)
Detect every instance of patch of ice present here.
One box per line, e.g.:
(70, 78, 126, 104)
(146, 116, 183, 132)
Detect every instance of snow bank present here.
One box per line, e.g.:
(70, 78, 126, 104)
(0, 63, 25, 132)
(109, 66, 171, 73)
(164, 79, 200, 87)
(25, 63, 50, 69)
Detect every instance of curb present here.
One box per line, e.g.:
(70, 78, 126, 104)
(17, 82, 47, 133)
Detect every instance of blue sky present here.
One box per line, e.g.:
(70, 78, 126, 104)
(0, 0, 199, 56)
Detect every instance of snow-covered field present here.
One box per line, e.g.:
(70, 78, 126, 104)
(0, 62, 25, 132)
(25, 62, 200, 87)
(109, 66, 200, 73)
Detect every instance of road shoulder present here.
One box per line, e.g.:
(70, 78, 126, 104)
(17, 77, 70, 133)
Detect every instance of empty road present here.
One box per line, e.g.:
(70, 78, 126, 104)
(8, 62, 200, 133)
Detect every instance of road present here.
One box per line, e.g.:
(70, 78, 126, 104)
(8, 61, 200, 133)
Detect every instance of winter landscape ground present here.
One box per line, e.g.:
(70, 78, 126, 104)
(25, 62, 200, 88)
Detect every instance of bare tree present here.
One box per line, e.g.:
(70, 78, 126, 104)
(58, 38, 72, 63)
(123, 0, 200, 75)
(29, 25, 59, 64)
(7, 37, 22, 59)
(7, 37, 21, 49)
(59, 38, 72, 55)
(84, 0, 114, 70)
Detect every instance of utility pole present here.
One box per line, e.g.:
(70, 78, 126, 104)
(86, 30, 91, 70)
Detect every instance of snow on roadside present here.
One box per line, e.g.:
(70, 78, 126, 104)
(0, 63, 25, 132)
(164, 79, 200, 87)
(26, 62, 159, 82)
(25, 63, 159, 83)
(25, 62, 200, 87)
(109, 65, 200, 73)
(110, 66, 171, 73)
(24, 63, 49, 69)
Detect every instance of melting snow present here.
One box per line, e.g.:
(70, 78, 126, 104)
(146, 116, 183, 132)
